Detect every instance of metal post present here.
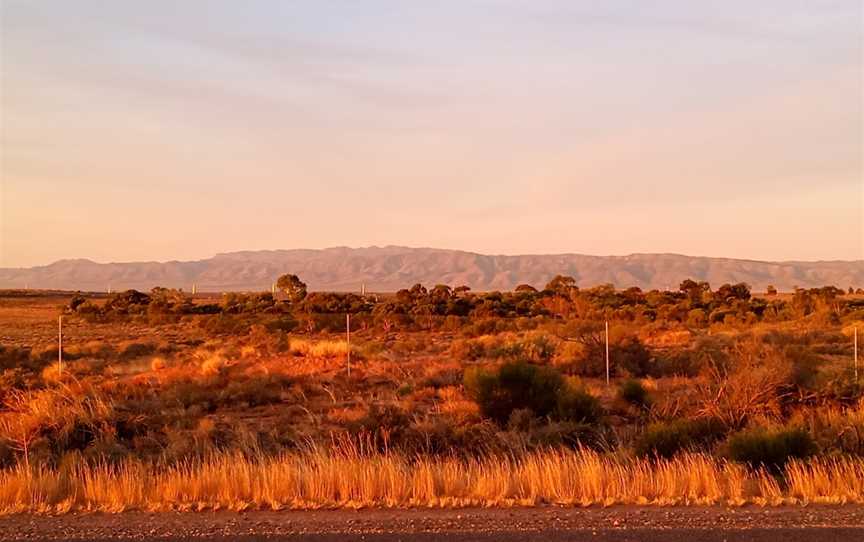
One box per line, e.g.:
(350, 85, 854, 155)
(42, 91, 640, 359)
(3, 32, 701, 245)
(855, 327, 859, 382)
(58, 315, 63, 377)
(346, 313, 351, 377)
(605, 320, 610, 386)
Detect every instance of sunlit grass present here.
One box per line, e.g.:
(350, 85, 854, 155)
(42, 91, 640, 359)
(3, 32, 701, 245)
(2, 449, 864, 513)
(288, 338, 350, 358)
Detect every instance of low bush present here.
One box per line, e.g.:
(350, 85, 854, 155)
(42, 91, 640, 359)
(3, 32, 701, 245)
(451, 334, 527, 362)
(458, 318, 519, 338)
(119, 341, 158, 360)
(420, 364, 462, 389)
(695, 339, 796, 429)
(789, 403, 864, 455)
(464, 362, 601, 426)
(635, 418, 725, 458)
(618, 379, 651, 408)
(464, 361, 563, 424)
(196, 315, 251, 335)
(555, 381, 602, 423)
(530, 421, 606, 449)
(264, 315, 298, 333)
(521, 332, 557, 363)
(614, 337, 653, 376)
(0, 345, 30, 370)
(783, 345, 821, 389)
(649, 350, 704, 378)
(563, 326, 652, 378)
(724, 426, 817, 470)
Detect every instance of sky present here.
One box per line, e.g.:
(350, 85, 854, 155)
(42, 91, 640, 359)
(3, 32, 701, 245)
(1, 0, 862, 268)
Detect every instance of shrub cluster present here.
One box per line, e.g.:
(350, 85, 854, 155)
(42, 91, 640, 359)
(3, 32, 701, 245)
(464, 361, 601, 425)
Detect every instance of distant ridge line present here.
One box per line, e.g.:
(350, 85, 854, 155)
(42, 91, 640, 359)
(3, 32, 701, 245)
(1, 246, 862, 292)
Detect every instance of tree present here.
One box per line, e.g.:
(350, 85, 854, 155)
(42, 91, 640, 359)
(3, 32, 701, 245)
(515, 284, 538, 293)
(545, 275, 578, 295)
(430, 284, 453, 301)
(679, 279, 710, 305)
(717, 283, 751, 302)
(409, 283, 428, 297)
(276, 274, 307, 303)
(149, 287, 193, 314)
(103, 290, 151, 314)
(453, 285, 471, 296)
(395, 288, 413, 305)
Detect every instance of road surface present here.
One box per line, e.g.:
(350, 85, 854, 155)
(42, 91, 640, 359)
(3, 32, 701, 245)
(1, 506, 863, 541)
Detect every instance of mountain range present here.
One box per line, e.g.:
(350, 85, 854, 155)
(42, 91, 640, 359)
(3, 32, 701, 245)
(1, 246, 862, 293)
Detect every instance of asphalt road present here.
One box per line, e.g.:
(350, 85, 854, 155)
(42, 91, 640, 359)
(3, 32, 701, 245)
(2, 506, 863, 542)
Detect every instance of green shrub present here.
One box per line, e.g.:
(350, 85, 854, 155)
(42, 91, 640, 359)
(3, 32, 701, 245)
(783, 345, 821, 389)
(556, 383, 602, 423)
(350, 404, 413, 446)
(635, 418, 725, 458)
(618, 379, 650, 408)
(567, 328, 652, 378)
(487, 340, 524, 360)
(522, 333, 557, 363)
(463, 361, 560, 424)
(119, 341, 157, 360)
(197, 314, 251, 335)
(724, 427, 817, 470)
(466, 361, 564, 423)
(396, 382, 413, 397)
(0, 345, 31, 370)
(465, 362, 601, 425)
(615, 337, 653, 376)
(649, 351, 703, 378)
(532, 421, 604, 448)
(103, 290, 151, 315)
(264, 315, 298, 333)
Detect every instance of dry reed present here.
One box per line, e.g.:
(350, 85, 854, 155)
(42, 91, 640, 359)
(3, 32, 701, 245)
(2, 449, 864, 513)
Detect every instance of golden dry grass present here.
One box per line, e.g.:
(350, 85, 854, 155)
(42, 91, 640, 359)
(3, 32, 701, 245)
(288, 338, 350, 358)
(2, 449, 864, 514)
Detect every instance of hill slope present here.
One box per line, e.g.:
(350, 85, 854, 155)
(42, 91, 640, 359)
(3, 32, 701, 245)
(1, 247, 862, 292)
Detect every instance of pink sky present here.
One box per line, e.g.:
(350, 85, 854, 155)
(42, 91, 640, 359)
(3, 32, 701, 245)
(1, 1, 861, 267)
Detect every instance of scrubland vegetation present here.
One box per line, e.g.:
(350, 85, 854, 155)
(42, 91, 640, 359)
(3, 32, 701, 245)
(1, 276, 864, 512)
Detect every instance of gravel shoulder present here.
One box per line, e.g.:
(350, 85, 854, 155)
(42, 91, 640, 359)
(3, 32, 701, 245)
(2, 506, 864, 542)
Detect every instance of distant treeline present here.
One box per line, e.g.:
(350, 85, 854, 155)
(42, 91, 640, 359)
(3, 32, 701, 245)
(65, 274, 864, 333)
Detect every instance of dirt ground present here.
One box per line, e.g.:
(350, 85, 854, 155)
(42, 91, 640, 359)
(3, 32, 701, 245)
(1, 506, 863, 542)
(0, 294, 176, 351)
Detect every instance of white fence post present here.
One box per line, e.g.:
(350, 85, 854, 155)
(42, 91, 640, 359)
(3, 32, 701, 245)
(605, 320, 610, 386)
(346, 313, 351, 377)
(58, 315, 63, 377)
